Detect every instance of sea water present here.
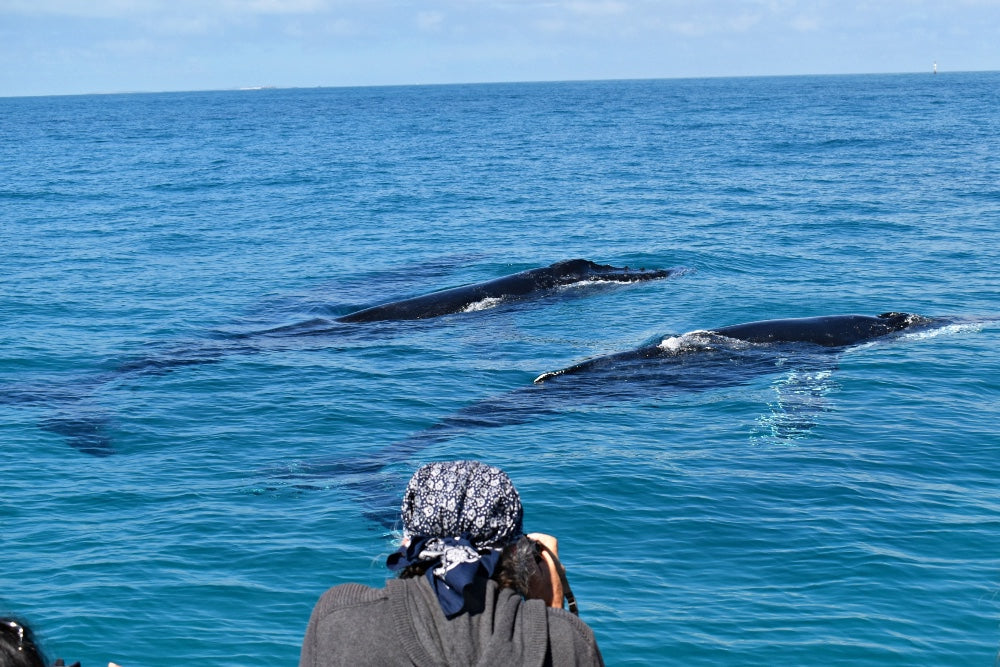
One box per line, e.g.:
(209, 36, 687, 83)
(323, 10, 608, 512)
(2, 73, 999, 666)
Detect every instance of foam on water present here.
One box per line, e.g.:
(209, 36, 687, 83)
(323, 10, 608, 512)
(901, 319, 990, 341)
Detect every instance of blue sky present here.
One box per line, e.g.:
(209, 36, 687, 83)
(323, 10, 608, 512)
(2, 0, 998, 97)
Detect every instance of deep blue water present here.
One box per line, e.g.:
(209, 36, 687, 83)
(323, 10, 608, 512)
(2, 73, 999, 666)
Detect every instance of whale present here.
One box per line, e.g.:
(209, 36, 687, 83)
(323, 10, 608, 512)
(5, 258, 682, 456)
(334, 258, 677, 323)
(270, 312, 947, 522)
(534, 312, 936, 382)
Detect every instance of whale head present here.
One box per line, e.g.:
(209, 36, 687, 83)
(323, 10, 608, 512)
(877, 311, 934, 333)
(548, 258, 675, 284)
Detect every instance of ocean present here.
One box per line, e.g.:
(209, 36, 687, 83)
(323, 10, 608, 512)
(1, 72, 999, 665)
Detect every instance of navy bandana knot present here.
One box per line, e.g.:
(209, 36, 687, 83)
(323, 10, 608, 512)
(386, 461, 524, 617)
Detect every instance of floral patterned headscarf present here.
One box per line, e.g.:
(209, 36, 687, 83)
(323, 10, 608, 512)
(386, 460, 525, 617)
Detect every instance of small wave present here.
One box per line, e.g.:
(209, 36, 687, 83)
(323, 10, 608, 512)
(461, 296, 505, 313)
(901, 321, 987, 342)
(840, 319, 989, 355)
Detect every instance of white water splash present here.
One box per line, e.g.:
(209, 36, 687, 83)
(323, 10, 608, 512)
(556, 279, 603, 290)
(658, 330, 740, 353)
(461, 296, 505, 313)
(657, 335, 689, 352)
(900, 320, 988, 342)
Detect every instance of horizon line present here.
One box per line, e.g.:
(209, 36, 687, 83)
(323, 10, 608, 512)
(3, 68, 995, 100)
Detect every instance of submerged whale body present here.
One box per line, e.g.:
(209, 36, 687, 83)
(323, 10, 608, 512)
(8, 258, 680, 456)
(277, 312, 945, 521)
(335, 258, 676, 323)
(534, 312, 935, 383)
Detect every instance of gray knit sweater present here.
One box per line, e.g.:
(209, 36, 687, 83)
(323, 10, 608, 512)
(299, 576, 604, 666)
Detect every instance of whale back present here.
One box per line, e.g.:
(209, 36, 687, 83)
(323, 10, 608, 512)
(534, 312, 935, 384)
(712, 312, 927, 347)
(337, 258, 675, 323)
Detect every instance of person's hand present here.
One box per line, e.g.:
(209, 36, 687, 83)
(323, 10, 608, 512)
(526, 532, 565, 609)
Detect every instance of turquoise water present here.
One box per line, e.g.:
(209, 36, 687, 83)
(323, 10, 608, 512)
(2, 73, 999, 665)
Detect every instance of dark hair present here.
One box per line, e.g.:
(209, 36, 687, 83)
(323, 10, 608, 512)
(397, 535, 541, 599)
(0, 617, 48, 667)
(492, 536, 543, 598)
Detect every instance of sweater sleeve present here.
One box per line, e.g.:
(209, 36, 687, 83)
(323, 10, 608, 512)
(299, 597, 320, 667)
(298, 583, 389, 667)
(545, 609, 605, 667)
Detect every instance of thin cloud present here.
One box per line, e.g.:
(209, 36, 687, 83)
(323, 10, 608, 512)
(3, 0, 1000, 96)
(416, 11, 446, 31)
(564, 1, 628, 15)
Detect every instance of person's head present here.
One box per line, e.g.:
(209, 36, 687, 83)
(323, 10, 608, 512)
(387, 460, 537, 616)
(399, 459, 524, 547)
(0, 618, 47, 667)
